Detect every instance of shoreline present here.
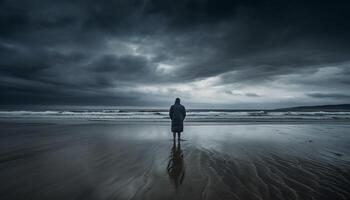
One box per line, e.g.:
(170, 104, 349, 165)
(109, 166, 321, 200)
(1, 118, 350, 125)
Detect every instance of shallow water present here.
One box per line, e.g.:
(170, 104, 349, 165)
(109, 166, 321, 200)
(0, 122, 349, 200)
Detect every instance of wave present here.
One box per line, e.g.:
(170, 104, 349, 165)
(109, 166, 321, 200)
(0, 110, 350, 120)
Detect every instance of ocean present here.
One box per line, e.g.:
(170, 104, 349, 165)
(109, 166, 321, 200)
(0, 109, 349, 121)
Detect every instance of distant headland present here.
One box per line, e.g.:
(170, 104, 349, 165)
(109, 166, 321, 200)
(275, 104, 350, 111)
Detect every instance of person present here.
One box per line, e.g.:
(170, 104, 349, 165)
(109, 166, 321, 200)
(169, 98, 186, 140)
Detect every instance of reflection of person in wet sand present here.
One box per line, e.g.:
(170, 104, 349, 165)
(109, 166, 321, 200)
(167, 139, 185, 188)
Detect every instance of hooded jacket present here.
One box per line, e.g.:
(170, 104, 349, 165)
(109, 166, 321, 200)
(169, 99, 186, 132)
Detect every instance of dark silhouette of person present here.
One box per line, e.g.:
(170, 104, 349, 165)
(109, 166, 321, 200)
(169, 98, 186, 140)
(167, 139, 185, 188)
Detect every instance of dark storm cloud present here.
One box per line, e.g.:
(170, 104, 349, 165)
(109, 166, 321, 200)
(88, 54, 158, 83)
(0, 0, 350, 106)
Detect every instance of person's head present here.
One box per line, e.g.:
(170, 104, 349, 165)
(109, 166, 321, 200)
(175, 98, 180, 104)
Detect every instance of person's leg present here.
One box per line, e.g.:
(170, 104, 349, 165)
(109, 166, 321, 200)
(177, 132, 181, 140)
(173, 132, 176, 140)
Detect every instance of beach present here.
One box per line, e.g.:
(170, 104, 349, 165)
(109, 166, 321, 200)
(0, 120, 350, 200)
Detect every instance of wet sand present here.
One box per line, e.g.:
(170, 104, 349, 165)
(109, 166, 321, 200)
(0, 121, 350, 200)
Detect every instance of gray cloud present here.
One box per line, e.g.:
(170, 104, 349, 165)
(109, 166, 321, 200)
(0, 0, 350, 107)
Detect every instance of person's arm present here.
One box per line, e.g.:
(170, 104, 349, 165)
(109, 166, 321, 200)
(169, 106, 174, 120)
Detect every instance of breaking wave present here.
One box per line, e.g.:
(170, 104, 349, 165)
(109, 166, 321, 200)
(0, 109, 349, 121)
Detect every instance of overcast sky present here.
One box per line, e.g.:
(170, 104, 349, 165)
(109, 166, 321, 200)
(1, 0, 349, 109)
